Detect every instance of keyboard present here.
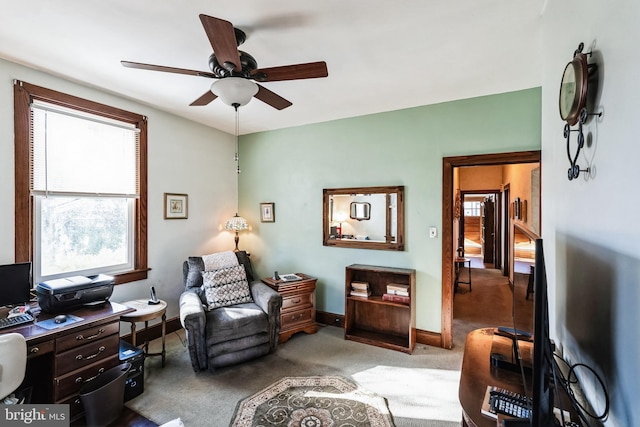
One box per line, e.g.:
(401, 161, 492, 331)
(481, 385, 532, 420)
(0, 313, 35, 330)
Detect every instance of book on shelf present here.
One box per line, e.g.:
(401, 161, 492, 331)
(386, 283, 409, 293)
(382, 293, 410, 304)
(386, 289, 409, 296)
(350, 289, 371, 298)
(350, 281, 370, 291)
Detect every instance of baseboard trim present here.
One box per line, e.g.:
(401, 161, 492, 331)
(316, 310, 344, 328)
(316, 310, 444, 348)
(416, 328, 443, 348)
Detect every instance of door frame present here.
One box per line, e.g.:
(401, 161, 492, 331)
(441, 150, 541, 349)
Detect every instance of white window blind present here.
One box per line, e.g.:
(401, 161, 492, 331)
(30, 101, 140, 198)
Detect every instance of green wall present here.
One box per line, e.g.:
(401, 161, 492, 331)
(239, 87, 541, 333)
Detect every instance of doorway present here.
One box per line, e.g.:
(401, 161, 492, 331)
(441, 151, 541, 349)
(459, 192, 500, 267)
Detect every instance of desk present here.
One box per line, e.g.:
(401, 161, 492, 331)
(120, 299, 167, 367)
(455, 257, 472, 293)
(1, 301, 133, 419)
(459, 328, 580, 427)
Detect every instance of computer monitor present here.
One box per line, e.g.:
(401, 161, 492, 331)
(0, 262, 32, 308)
(530, 238, 559, 426)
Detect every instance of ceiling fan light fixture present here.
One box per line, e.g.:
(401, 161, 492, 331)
(211, 77, 258, 107)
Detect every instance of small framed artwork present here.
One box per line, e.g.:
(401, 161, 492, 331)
(164, 193, 188, 219)
(260, 202, 275, 223)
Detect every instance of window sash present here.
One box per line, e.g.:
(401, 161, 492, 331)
(33, 195, 135, 282)
(30, 102, 140, 197)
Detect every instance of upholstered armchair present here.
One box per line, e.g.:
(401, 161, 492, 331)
(179, 251, 282, 372)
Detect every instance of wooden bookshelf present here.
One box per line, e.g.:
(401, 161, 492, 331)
(344, 264, 416, 353)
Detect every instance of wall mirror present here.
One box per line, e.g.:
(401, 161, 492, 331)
(323, 185, 404, 250)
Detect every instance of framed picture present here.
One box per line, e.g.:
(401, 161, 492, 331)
(164, 193, 188, 219)
(260, 202, 275, 223)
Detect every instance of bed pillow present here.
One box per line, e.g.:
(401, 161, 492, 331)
(202, 265, 253, 309)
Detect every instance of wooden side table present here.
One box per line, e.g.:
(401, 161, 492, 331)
(262, 274, 317, 343)
(120, 299, 167, 367)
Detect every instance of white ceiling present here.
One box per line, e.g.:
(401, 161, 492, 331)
(0, 1, 544, 135)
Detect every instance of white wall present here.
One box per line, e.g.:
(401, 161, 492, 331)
(541, 1, 640, 425)
(0, 58, 237, 324)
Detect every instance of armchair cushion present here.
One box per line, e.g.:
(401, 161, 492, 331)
(205, 302, 269, 345)
(202, 265, 253, 309)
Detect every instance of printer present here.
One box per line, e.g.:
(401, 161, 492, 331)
(36, 274, 114, 313)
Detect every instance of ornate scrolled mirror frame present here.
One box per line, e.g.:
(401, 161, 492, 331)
(322, 185, 405, 251)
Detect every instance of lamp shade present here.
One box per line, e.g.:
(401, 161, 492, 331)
(224, 213, 249, 231)
(211, 77, 259, 107)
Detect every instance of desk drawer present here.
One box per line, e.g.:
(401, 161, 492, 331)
(57, 393, 84, 420)
(56, 333, 120, 375)
(27, 340, 54, 359)
(54, 354, 119, 401)
(282, 292, 314, 311)
(281, 308, 314, 329)
(56, 321, 119, 352)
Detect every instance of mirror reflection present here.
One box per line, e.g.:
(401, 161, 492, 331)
(350, 202, 371, 221)
(323, 185, 404, 251)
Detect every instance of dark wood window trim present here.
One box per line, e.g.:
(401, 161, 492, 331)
(13, 80, 148, 284)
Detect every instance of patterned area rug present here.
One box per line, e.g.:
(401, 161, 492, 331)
(230, 376, 395, 427)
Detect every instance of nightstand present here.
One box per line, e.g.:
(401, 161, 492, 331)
(262, 273, 317, 343)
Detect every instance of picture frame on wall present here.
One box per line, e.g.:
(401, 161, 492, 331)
(164, 193, 188, 219)
(260, 202, 275, 223)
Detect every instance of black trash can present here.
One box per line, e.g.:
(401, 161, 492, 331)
(79, 362, 131, 427)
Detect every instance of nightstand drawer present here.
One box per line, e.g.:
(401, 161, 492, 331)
(281, 308, 314, 329)
(282, 292, 313, 311)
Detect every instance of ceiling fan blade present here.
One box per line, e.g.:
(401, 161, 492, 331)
(251, 61, 328, 82)
(121, 61, 217, 78)
(199, 14, 241, 72)
(189, 91, 218, 106)
(254, 85, 292, 110)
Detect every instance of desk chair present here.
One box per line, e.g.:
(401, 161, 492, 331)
(0, 332, 27, 403)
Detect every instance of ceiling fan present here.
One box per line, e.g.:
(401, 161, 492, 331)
(121, 14, 328, 110)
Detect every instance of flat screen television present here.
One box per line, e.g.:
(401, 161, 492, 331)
(0, 262, 32, 308)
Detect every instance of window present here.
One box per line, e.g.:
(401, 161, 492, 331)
(14, 81, 148, 284)
(463, 201, 482, 217)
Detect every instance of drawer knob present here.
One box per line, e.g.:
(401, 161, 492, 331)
(76, 346, 106, 361)
(30, 347, 39, 354)
(76, 328, 105, 341)
(292, 298, 301, 304)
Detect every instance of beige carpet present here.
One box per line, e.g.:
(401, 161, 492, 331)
(127, 267, 525, 427)
(126, 326, 464, 427)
